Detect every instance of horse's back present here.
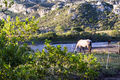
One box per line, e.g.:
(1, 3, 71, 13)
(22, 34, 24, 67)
(77, 39, 92, 47)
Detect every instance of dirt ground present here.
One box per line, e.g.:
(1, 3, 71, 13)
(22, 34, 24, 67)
(92, 45, 120, 54)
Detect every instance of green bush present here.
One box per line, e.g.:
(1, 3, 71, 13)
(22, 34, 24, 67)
(0, 32, 33, 79)
(37, 31, 114, 42)
(71, 27, 83, 32)
(12, 40, 100, 80)
(110, 30, 120, 38)
(55, 25, 65, 33)
(0, 16, 38, 79)
(38, 32, 57, 40)
(65, 31, 80, 39)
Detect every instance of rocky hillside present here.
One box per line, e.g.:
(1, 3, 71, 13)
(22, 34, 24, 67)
(0, 0, 120, 31)
(37, 1, 120, 31)
(0, 0, 120, 18)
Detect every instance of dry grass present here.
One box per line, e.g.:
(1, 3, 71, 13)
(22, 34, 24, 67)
(94, 53, 120, 69)
(96, 30, 120, 33)
(94, 53, 120, 79)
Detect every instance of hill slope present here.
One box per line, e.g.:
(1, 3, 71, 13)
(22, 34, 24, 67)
(37, 1, 120, 31)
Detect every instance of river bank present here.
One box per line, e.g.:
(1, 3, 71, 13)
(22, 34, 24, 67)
(29, 41, 119, 53)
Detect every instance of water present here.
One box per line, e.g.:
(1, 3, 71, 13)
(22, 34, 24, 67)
(29, 42, 116, 52)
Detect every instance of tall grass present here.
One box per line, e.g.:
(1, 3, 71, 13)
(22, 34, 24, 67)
(94, 53, 120, 77)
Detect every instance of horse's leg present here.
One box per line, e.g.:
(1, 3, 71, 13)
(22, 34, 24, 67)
(79, 46, 81, 52)
(82, 47, 85, 54)
(89, 47, 91, 54)
(88, 46, 91, 54)
(89, 42, 92, 54)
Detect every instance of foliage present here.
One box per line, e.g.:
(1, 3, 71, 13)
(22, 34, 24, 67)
(76, 2, 99, 26)
(38, 32, 57, 40)
(55, 25, 65, 33)
(0, 28, 100, 80)
(37, 6, 73, 29)
(71, 27, 83, 32)
(0, 24, 100, 80)
(98, 12, 118, 30)
(1, 16, 39, 42)
(0, 16, 38, 79)
(36, 1, 119, 31)
(0, 16, 98, 79)
(36, 30, 119, 43)
(110, 30, 120, 38)
(96, 30, 120, 40)
(114, 20, 120, 30)
(0, 32, 33, 79)
(94, 53, 120, 78)
(11, 40, 100, 80)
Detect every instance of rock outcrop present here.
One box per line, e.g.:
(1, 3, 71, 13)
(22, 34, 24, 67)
(0, 0, 120, 19)
(8, 2, 27, 14)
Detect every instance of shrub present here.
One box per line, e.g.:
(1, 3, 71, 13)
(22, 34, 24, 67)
(71, 27, 83, 32)
(65, 30, 80, 40)
(110, 30, 120, 38)
(55, 25, 65, 34)
(0, 32, 33, 79)
(12, 40, 100, 80)
(38, 32, 57, 40)
(0, 16, 38, 79)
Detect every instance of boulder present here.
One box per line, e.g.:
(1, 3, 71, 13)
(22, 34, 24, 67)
(8, 2, 27, 14)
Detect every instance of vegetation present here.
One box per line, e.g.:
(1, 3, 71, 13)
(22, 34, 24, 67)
(38, 6, 73, 30)
(36, 2, 120, 31)
(0, 27, 100, 80)
(0, 1, 120, 79)
(0, 31, 119, 79)
(0, 16, 100, 80)
(32, 30, 119, 44)
(11, 41, 100, 80)
(94, 53, 120, 78)
(0, 16, 39, 41)
(29, 1, 119, 44)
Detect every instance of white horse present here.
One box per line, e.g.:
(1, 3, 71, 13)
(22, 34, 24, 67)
(74, 39, 92, 53)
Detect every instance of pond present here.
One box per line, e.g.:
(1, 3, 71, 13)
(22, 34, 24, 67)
(29, 42, 117, 52)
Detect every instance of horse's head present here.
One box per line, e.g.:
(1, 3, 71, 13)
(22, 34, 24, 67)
(88, 40, 92, 53)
